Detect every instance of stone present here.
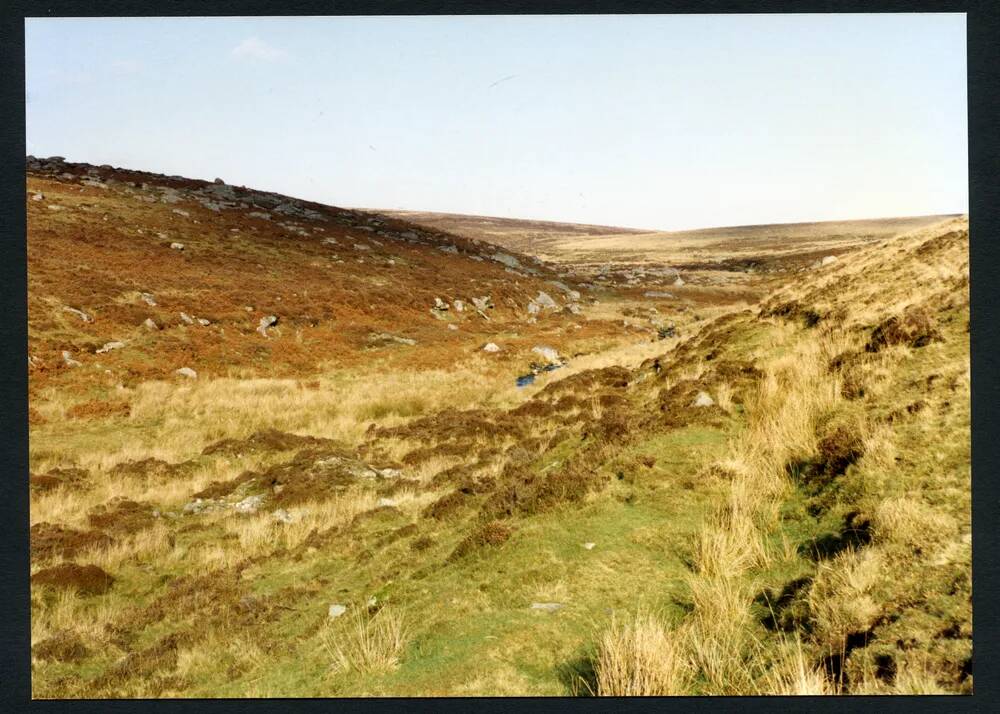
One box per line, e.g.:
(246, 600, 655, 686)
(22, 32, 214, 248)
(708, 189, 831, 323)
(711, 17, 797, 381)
(582, 542, 596, 550)
(434, 297, 449, 311)
(140, 292, 157, 306)
(234, 495, 264, 514)
(368, 332, 417, 347)
(62, 351, 82, 368)
(170, 242, 184, 251)
(483, 342, 501, 353)
(644, 291, 675, 299)
(273, 508, 295, 524)
(179, 312, 195, 325)
(31, 193, 44, 201)
(492, 252, 521, 269)
(693, 391, 715, 407)
(197, 318, 211, 326)
(257, 315, 278, 337)
(213, 177, 225, 185)
(175, 367, 197, 379)
(95, 341, 125, 354)
(328, 604, 347, 619)
(673, 276, 686, 287)
(376, 498, 397, 508)
(531, 346, 560, 364)
(821, 255, 838, 266)
(528, 291, 558, 314)
(530, 602, 564, 613)
(171, 208, 190, 217)
(447, 324, 458, 331)
(142, 318, 159, 331)
(471, 296, 493, 312)
(453, 299, 464, 312)
(63, 306, 93, 323)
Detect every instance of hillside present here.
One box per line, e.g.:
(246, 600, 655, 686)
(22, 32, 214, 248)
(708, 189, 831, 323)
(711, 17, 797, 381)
(28, 160, 970, 697)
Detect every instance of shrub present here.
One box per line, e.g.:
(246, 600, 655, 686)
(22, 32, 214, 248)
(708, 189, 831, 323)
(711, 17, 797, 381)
(594, 611, 690, 696)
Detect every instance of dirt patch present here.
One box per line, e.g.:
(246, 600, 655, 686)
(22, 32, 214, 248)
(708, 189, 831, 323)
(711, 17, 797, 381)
(87, 497, 157, 535)
(66, 399, 131, 420)
(110, 457, 192, 480)
(865, 307, 943, 352)
(201, 428, 336, 457)
(29, 466, 88, 492)
(448, 520, 512, 561)
(32, 563, 114, 595)
(33, 630, 90, 663)
(31, 522, 112, 561)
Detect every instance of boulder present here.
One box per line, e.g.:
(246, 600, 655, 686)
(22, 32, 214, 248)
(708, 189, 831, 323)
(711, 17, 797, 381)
(492, 253, 521, 269)
(179, 312, 195, 325)
(483, 342, 501, 353)
(234, 495, 264, 514)
(821, 255, 838, 266)
(175, 367, 197, 379)
(142, 318, 160, 331)
(531, 346, 561, 364)
(257, 315, 278, 338)
(328, 604, 347, 619)
(140, 292, 157, 306)
(62, 351, 82, 368)
(693, 391, 715, 407)
(170, 242, 184, 251)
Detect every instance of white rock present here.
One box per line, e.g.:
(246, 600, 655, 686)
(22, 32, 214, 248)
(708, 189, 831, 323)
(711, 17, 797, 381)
(376, 498, 397, 508)
(447, 324, 458, 331)
(171, 208, 190, 217)
(483, 342, 501, 353)
(140, 292, 157, 306)
(61, 351, 81, 367)
(179, 312, 195, 325)
(96, 341, 125, 354)
(257, 315, 278, 337)
(531, 346, 561, 364)
(531, 602, 564, 612)
(31, 193, 44, 201)
(821, 255, 838, 266)
(273, 508, 295, 524)
(170, 242, 184, 251)
(63, 306, 93, 323)
(234, 495, 264, 514)
(142, 318, 159, 331)
(328, 604, 347, 619)
(582, 542, 596, 550)
(175, 366, 197, 379)
(693, 391, 715, 407)
(673, 276, 685, 287)
(197, 318, 211, 326)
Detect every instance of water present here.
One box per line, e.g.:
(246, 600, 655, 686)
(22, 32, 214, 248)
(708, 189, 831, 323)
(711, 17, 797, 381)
(515, 362, 563, 387)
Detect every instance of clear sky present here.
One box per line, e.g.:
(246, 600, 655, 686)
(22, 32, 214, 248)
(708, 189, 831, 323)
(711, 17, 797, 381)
(25, 14, 967, 231)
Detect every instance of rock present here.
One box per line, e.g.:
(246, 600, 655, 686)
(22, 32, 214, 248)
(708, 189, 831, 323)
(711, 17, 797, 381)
(821, 255, 838, 266)
(673, 276, 686, 287)
(528, 291, 558, 315)
(179, 312, 195, 325)
(95, 341, 125, 354)
(170, 242, 184, 251)
(483, 342, 501, 353)
(447, 324, 458, 331)
(376, 498, 397, 508)
(140, 292, 157, 306)
(453, 299, 464, 312)
(175, 367, 197, 379)
(368, 332, 417, 347)
(582, 542, 596, 550)
(644, 291, 675, 299)
(693, 391, 715, 407)
(434, 297, 449, 311)
(63, 306, 93, 323)
(213, 177, 225, 185)
(471, 296, 493, 312)
(273, 508, 295, 524)
(248, 211, 271, 220)
(62, 351, 82, 368)
(197, 318, 211, 326)
(531, 346, 561, 364)
(565, 303, 582, 315)
(531, 602, 564, 613)
(492, 252, 521, 269)
(31, 193, 44, 201)
(377, 467, 403, 479)
(353, 243, 371, 251)
(328, 604, 347, 619)
(142, 318, 159, 331)
(171, 208, 190, 217)
(257, 315, 278, 338)
(234, 495, 264, 514)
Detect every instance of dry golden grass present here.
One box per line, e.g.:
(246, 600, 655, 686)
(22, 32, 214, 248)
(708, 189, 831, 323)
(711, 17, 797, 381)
(593, 611, 691, 696)
(323, 606, 409, 675)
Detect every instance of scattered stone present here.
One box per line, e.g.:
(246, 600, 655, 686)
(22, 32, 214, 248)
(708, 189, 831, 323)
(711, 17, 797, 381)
(171, 208, 190, 217)
(821, 255, 838, 266)
(483, 342, 501, 353)
(63, 306, 93, 323)
(492, 252, 521, 269)
(62, 351, 82, 368)
(531, 346, 561, 364)
(447, 324, 458, 331)
(257, 315, 278, 337)
(273, 508, 295, 524)
(328, 603, 347, 619)
(528, 291, 558, 315)
(644, 291, 675, 299)
(142, 318, 159, 331)
(31, 193, 44, 201)
(234, 495, 264, 514)
(140, 292, 157, 306)
(179, 312, 195, 325)
(453, 299, 464, 312)
(582, 542, 596, 550)
(673, 276, 686, 287)
(368, 332, 417, 347)
(376, 498, 397, 508)
(531, 602, 564, 613)
(95, 341, 125, 354)
(248, 211, 271, 220)
(175, 367, 197, 379)
(693, 391, 715, 407)
(197, 318, 211, 326)
(170, 242, 184, 251)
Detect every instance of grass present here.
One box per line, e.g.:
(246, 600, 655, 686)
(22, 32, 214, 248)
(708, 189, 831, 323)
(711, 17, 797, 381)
(27, 164, 970, 697)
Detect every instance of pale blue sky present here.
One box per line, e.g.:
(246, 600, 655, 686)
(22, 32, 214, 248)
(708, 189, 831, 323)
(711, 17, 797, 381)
(26, 14, 967, 231)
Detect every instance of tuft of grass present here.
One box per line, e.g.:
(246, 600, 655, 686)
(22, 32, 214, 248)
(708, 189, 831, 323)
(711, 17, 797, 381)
(323, 606, 409, 675)
(594, 610, 690, 696)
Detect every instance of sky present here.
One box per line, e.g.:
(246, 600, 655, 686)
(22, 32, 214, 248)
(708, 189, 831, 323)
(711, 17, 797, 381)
(25, 14, 967, 231)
